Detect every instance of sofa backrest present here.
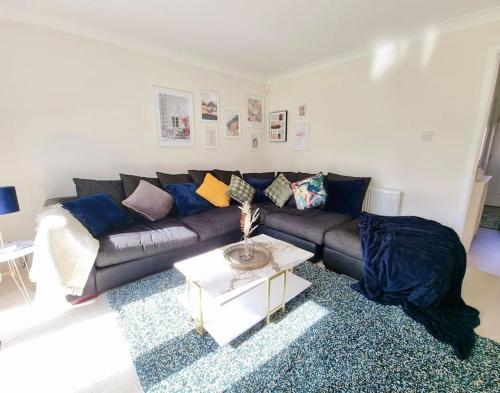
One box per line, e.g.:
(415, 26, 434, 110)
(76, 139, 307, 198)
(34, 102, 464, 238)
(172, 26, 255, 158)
(44, 196, 78, 207)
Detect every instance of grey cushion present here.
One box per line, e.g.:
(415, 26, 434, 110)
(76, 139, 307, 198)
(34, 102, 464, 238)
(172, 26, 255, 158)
(73, 178, 125, 205)
(95, 218, 198, 267)
(323, 219, 362, 260)
(278, 172, 314, 183)
(120, 173, 162, 197)
(122, 180, 174, 221)
(243, 172, 275, 180)
(188, 170, 212, 186)
(263, 208, 352, 244)
(156, 172, 193, 187)
(212, 169, 242, 185)
(179, 205, 241, 241)
(279, 172, 299, 183)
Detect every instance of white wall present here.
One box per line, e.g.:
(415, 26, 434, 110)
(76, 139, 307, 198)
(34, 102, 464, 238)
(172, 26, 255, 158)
(0, 19, 267, 240)
(266, 21, 500, 233)
(2, 18, 500, 242)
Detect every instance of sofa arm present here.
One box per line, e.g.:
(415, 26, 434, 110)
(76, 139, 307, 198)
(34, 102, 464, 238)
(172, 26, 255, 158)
(44, 196, 78, 207)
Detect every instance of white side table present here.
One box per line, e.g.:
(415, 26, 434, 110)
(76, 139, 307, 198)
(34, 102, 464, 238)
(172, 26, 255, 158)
(0, 240, 34, 304)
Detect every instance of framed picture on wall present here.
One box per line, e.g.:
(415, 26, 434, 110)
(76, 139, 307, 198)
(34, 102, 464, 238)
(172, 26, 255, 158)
(246, 94, 265, 128)
(223, 110, 241, 138)
(298, 104, 307, 118)
(294, 121, 309, 150)
(250, 131, 261, 151)
(154, 86, 195, 147)
(204, 126, 219, 149)
(269, 110, 287, 142)
(200, 90, 219, 123)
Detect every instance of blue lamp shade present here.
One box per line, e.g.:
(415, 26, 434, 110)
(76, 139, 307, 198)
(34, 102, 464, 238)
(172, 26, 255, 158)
(0, 186, 20, 215)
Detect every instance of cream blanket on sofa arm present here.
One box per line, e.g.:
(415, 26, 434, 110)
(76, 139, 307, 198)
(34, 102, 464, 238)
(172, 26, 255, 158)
(30, 204, 99, 301)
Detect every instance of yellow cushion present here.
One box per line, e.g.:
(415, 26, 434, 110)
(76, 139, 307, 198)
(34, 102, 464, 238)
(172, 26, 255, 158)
(196, 173, 230, 207)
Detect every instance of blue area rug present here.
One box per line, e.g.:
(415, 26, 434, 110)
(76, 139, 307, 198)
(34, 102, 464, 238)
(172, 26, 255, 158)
(108, 263, 500, 393)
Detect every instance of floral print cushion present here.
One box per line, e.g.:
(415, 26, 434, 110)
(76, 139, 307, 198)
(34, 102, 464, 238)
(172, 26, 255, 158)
(291, 173, 327, 210)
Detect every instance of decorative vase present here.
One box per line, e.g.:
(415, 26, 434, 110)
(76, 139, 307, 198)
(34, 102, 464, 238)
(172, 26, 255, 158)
(240, 236, 255, 261)
(238, 201, 260, 262)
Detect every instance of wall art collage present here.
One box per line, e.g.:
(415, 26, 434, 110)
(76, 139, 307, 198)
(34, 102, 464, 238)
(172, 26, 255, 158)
(154, 86, 265, 152)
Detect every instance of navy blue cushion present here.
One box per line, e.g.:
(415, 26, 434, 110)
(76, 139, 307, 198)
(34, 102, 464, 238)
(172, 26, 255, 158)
(244, 177, 273, 203)
(62, 193, 134, 238)
(324, 179, 366, 217)
(164, 183, 212, 217)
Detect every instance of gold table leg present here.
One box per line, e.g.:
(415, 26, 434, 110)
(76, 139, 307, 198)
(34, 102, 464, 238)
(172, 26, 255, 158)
(186, 279, 204, 336)
(8, 258, 32, 305)
(266, 270, 287, 325)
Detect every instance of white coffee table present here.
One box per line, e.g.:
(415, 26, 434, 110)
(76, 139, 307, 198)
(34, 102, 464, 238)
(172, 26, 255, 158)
(0, 240, 34, 304)
(174, 234, 314, 346)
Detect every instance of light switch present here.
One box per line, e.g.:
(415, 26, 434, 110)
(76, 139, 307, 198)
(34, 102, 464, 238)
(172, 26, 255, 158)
(421, 130, 434, 142)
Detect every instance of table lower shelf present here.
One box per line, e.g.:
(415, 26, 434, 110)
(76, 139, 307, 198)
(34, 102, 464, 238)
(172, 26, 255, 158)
(179, 271, 311, 346)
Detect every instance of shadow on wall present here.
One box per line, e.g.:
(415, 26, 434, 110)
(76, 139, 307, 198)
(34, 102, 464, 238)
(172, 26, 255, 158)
(371, 28, 438, 80)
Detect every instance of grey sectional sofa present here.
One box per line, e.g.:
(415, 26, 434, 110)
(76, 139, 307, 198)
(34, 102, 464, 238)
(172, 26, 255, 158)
(44, 172, 365, 303)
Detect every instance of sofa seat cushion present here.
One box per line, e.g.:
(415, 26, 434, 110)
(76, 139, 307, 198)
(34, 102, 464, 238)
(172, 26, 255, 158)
(95, 218, 198, 268)
(253, 202, 282, 221)
(262, 208, 351, 245)
(179, 205, 241, 241)
(323, 218, 362, 260)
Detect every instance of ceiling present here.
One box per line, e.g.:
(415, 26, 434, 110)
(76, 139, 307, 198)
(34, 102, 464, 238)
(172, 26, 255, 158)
(2, 0, 500, 81)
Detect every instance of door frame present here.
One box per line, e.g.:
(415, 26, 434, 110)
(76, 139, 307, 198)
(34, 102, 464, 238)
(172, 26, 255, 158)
(457, 44, 500, 239)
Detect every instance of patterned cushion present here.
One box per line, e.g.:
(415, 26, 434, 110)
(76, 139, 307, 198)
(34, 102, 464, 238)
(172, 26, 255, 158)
(264, 173, 293, 208)
(228, 175, 255, 204)
(291, 173, 327, 210)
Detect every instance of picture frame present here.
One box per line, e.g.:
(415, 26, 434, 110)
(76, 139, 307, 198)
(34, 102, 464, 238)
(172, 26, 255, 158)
(269, 110, 287, 142)
(246, 94, 265, 128)
(154, 86, 195, 147)
(294, 121, 309, 150)
(298, 103, 307, 118)
(204, 126, 219, 149)
(250, 131, 261, 152)
(223, 110, 241, 139)
(200, 89, 220, 123)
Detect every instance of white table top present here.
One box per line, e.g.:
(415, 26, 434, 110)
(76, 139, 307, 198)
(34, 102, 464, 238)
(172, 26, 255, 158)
(0, 241, 34, 263)
(174, 234, 313, 305)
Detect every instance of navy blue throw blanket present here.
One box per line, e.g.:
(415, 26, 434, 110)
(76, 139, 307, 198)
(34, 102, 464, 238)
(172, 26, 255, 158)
(351, 213, 480, 359)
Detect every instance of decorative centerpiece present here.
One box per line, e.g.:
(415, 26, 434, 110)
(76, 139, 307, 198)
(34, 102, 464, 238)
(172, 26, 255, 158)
(223, 202, 271, 270)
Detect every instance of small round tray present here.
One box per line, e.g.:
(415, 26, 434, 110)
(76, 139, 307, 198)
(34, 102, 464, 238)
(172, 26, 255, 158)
(223, 244, 272, 271)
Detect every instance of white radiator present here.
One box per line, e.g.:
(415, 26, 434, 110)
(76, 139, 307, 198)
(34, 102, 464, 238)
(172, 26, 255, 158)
(362, 187, 402, 216)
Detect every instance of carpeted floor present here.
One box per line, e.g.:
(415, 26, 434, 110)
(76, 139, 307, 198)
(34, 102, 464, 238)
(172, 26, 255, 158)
(107, 263, 500, 393)
(480, 205, 500, 230)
